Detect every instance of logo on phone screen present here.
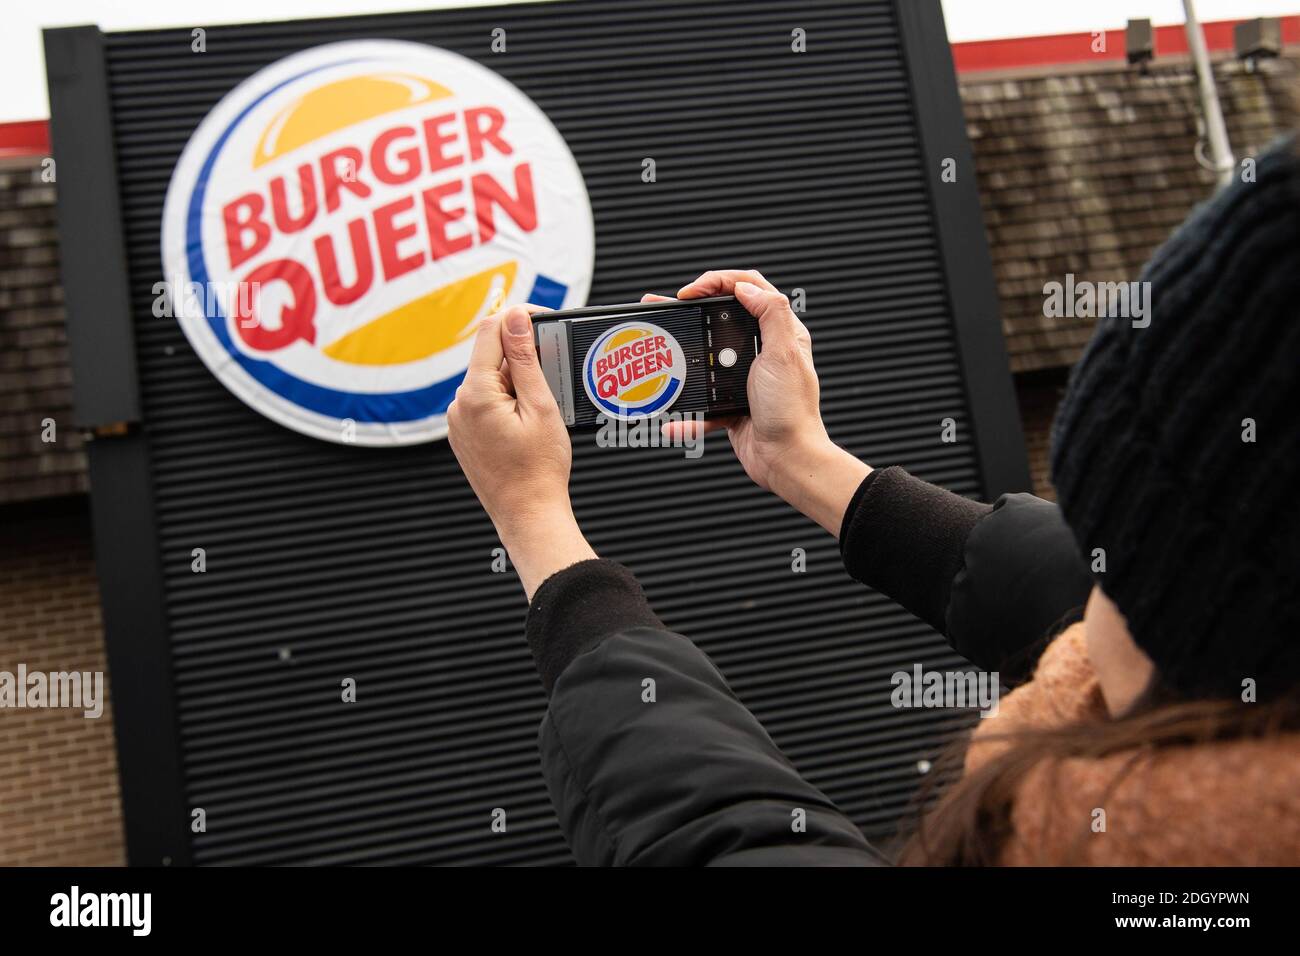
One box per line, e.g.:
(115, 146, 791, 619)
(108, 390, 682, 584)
(582, 321, 686, 419)
(161, 39, 594, 445)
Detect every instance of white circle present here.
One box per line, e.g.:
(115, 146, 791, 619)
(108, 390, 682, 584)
(717, 347, 737, 368)
(582, 321, 687, 420)
(161, 40, 594, 446)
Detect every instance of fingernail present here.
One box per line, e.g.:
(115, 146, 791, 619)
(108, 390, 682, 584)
(736, 281, 757, 296)
(507, 310, 531, 336)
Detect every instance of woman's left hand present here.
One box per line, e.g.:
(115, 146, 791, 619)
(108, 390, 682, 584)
(447, 305, 596, 598)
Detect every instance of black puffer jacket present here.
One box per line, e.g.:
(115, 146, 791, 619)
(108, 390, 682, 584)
(525, 467, 1092, 865)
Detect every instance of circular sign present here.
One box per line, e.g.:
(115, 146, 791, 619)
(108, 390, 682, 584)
(582, 322, 687, 420)
(161, 40, 594, 445)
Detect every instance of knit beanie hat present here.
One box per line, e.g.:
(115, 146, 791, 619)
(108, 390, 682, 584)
(1050, 134, 1300, 700)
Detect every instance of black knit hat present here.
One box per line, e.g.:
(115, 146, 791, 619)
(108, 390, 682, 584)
(1050, 135, 1300, 700)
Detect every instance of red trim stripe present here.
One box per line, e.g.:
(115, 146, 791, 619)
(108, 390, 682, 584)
(952, 16, 1300, 73)
(0, 118, 50, 158)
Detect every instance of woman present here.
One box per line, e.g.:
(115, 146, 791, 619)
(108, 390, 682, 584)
(446, 137, 1300, 866)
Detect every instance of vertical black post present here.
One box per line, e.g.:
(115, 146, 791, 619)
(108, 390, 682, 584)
(44, 25, 193, 866)
(894, 0, 1032, 499)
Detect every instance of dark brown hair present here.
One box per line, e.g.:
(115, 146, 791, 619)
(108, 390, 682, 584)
(897, 677, 1300, 866)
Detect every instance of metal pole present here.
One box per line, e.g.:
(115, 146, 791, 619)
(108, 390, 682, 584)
(1182, 0, 1236, 187)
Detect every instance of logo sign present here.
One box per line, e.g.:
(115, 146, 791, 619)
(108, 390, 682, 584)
(162, 40, 594, 445)
(582, 322, 686, 419)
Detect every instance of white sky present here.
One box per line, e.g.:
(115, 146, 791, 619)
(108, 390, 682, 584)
(3, 0, 1298, 122)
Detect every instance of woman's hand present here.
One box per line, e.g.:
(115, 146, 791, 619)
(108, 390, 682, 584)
(447, 305, 596, 598)
(649, 269, 871, 536)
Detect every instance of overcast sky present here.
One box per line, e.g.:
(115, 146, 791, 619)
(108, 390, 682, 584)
(3, 0, 1297, 122)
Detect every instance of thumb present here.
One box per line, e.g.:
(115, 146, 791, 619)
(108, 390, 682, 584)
(735, 280, 800, 349)
(499, 305, 552, 408)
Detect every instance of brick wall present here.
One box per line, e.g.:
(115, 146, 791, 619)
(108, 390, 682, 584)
(1012, 369, 1070, 500)
(959, 53, 1299, 495)
(0, 158, 86, 505)
(0, 499, 124, 865)
(961, 54, 1300, 375)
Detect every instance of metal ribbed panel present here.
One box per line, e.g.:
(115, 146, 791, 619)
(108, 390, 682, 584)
(103, 0, 983, 865)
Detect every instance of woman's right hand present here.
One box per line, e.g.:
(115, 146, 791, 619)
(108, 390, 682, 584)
(647, 269, 872, 535)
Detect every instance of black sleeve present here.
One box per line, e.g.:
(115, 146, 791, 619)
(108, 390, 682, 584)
(839, 467, 1092, 680)
(526, 560, 886, 867)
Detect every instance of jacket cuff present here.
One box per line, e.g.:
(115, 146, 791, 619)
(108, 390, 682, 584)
(947, 492, 1091, 680)
(838, 466, 991, 633)
(525, 558, 663, 695)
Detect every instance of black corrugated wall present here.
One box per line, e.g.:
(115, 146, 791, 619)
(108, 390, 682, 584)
(59, 0, 1026, 864)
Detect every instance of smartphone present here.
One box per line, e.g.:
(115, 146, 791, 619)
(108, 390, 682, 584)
(532, 295, 761, 428)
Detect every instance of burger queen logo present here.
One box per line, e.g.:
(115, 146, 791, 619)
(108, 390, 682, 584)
(583, 322, 687, 420)
(161, 40, 594, 445)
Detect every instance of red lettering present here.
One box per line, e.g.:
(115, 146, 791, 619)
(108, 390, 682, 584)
(314, 218, 373, 306)
(236, 258, 317, 350)
(373, 196, 424, 282)
(422, 181, 473, 260)
(371, 126, 421, 186)
(473, 164, 537, 243)
(465, 106, 511, 161)
(593, 335, 674, 398)
(269, 163, 318, 234)
(422, 113, 463, 174)
(216, 108, 553, 326)
(223, 192, 271, 270)
(320, 146, 370, 213)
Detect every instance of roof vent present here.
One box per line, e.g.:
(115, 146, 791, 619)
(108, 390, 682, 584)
(1235, 17, 1281, 69)
(1126, 19, 1155, 67)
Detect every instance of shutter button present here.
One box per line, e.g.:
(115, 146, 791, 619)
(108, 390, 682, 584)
(717, 347, 737, 368)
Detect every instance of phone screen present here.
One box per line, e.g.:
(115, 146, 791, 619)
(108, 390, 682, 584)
(533, 297, 759, 428)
